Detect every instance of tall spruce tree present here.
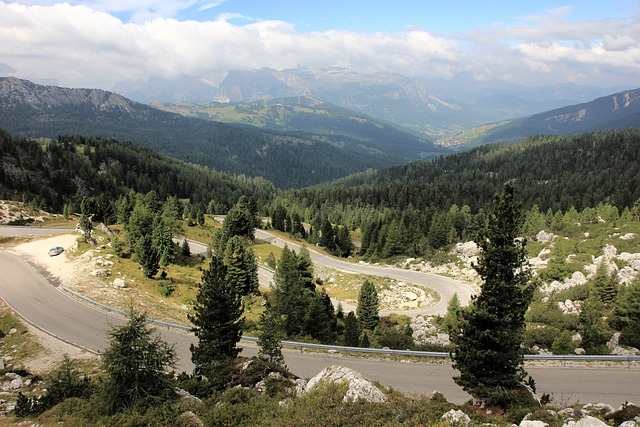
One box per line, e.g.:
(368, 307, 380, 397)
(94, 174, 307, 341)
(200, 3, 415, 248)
(451, 183, 536, 407)
(223, 235, 259, 295)
(189, 255, 243, 385)
(270, 246, 308, 337)
(357, 279, 379, 331)
(344, 311, 360, 347)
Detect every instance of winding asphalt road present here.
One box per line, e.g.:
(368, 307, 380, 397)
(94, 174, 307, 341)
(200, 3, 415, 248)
(1, 226, 639, 406)
(254, 229, 475, 315)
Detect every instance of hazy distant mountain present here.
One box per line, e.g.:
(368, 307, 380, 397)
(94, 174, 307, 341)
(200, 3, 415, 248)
(444, 87, 640, 148)
(150, 95, 444, 160)
(114, 67, 615, 138)
(0, 76, 439, 188)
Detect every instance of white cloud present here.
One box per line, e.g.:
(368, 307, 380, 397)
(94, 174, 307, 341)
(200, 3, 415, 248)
(1, 2, 639, 90)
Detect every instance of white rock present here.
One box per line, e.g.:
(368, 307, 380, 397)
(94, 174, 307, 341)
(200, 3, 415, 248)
(562, 415, 610, 427)
(619, 421, 637, 427)
(90, 269, 109, 277)
(113, 278, 127, 288)
(441, 409, 471, 427)
(537, 230, 556, 243)
(303, 365, 387, 403)
(574, 348, 586, 355)
(520, 421, 549, 427)
(450, 241, 480, 259)
(619, 233, 637, 240)
(582, 403, 615, 416)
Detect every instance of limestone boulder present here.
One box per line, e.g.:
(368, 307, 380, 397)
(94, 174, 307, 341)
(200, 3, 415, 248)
(520, 421, 549, 427)
(302, 365, 387, 403)
(562, 415, 609, 427)
(441, 409, 471, 427)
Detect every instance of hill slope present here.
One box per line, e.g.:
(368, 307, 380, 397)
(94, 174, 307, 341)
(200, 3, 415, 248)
(151, 95, 443, 160)
(284, 129, 640, 214)
(446, 88, 640, 148)
(0, 129, 276, 213)
(0, 77, 432, 188)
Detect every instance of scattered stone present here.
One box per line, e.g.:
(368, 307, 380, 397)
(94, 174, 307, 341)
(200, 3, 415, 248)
(8, 328, 17, 335)
(619, 233, 637, 240)
(1, 373, 23, 391)
(542, 271, 588, 294)
(112, 278, 127, 288)
(450, 241, 480, 259)
(303, 365, 387, 403)
(574, 348, 586, 355)
(90, 269, 109, 277)
(537, 230, 556, 243)
(582, 403, 615, 417)
(607, 333, 640, 355)
(441, 409, 471, 427)
(562, 415, 609, 427)
(520, 421, 549, 427)
(558, 299, 581, 314)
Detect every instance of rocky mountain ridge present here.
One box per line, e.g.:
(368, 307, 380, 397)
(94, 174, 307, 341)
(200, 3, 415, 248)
(447, 87, 640, 147)
(115, 67, 611, 138)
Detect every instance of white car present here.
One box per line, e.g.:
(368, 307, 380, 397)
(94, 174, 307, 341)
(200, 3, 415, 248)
(48, 246, 64, 256)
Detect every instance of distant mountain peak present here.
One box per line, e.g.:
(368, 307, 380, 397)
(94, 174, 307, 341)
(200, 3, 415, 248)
(0, 76, 137, 113)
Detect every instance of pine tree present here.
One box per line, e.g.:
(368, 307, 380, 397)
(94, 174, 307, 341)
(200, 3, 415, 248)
(223, 236, 259, 295)
(613, 279, 640, 347)
(336, 225, 353, 257)
(100, 310, 176, 413)
(152, 222, 175, 267)
(357, 279, 379, 331)
(451, 183, 536, 408)
(189, 255, 244, 385)
(297, 246, 315, 292)
(135, 234, 160, 278)
(579, 296, 609, 353)
(224, 196, 257, 241)
(78, 213, 92, 243)
(181, 238, 191, 256)
(592, 263, 618, 304)
(441, 292, 462, 337)
(257, 301, 286, 368)
(270, 246, 309, 337)
(344, 311, 360, 347)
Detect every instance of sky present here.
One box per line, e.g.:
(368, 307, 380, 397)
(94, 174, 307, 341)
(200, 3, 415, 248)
(1, 0, 639, 91)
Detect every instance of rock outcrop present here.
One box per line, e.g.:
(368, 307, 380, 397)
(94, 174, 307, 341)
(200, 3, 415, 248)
(441, 408, 471, 427)
(302, 365, 387, 403)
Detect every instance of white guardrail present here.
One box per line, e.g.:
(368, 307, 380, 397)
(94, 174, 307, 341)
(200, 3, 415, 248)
(61, 286, 640, 364)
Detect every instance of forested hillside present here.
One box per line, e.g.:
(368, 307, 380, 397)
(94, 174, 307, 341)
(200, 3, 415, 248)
(275, 129, 640, 259)
(0, 130, 276, 213)
(151, 95, 446, 161)
(284, 129, 640, 214)
(447, 88, 640, 147)
(0, 77, 417, 188)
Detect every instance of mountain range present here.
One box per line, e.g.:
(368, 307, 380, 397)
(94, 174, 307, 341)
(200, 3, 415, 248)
(0, 77, 448, 188)
(445, 88, 640, 148)
(113, 67, 618, 138)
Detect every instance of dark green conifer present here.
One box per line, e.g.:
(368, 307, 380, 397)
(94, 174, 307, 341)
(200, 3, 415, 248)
(451, 183, 536, 408)
(189, 255, 243, 385)
(357, 279, 379, 331)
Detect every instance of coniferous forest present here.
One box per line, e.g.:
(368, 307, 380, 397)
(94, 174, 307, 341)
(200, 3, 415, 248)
(2, 126, 640, 425)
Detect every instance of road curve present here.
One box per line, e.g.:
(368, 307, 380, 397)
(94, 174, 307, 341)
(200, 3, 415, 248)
(1, 226, 639, 406)
(255, 229, 475, 315)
